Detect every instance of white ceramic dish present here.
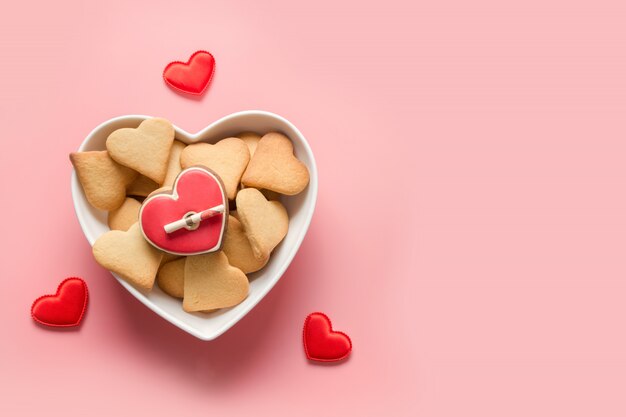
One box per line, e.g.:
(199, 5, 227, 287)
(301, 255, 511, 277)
(71, 111, 318, 340)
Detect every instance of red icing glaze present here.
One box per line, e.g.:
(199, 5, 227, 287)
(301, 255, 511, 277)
(31, 278, 88, 327)
(140, 167, 227, 255)
(303, 312, 352, 362)
(163, 51, 215, 95)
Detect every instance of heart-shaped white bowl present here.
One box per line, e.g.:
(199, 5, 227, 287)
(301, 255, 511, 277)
(71, 111, 317, 340)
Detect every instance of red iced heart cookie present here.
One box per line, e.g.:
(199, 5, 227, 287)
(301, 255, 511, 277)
(163, 51, 215, 95)
(139, 166, 228, 255)
(303, 312, 352, 362)
(31, 278, 88, 327)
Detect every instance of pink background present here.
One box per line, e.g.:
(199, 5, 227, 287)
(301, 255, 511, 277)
(2, 0, 626, 415)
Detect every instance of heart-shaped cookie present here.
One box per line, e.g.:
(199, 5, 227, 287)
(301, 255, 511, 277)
(107, 118, 175, 184)
(222, 215, 269, 273)
(108, 197, 141, 231)
(237, 132, 262, 156)
(236, 188, 289, 260)
(139, 167, 228, 255)
(180, 138, 250, 200)
(163, 51, 215, 96)
(163, 140, 186, 187)
(70, 151, 137, 211)
(156, 258, 186, 299)
(92, 223, 163, 290)
(31, 278, 89, 327)
(242, 132, 310, 195)
(183, 252, 249, 312)
(127, 174, 159, 197)
(72, 112, 317, 340)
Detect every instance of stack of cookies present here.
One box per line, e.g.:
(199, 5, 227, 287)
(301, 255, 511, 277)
(71, 117, 309, 313)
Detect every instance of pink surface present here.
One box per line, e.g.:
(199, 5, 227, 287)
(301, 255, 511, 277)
(1, 1, 626, 416)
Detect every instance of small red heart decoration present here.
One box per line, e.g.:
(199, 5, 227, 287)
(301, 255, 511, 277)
(31, 278, 88, 327)
(163, 50, 215, 95)
(139, 166, 228, 255)
(303, 312, 352, 362)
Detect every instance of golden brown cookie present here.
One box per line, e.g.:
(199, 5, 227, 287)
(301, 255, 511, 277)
(183, 252, 249, 312)
(260, 189, 281, 201)
(126, 174, 159, 197)
(237, 132, 262, 157)
(156, 258, 186, 298)
(147, 186, 172, 198)
(180, 137, 250, 200)
(239, 185, 281, 201)
(160, 252, 180, 266)
(236, 188, 289, 260)
(222, 215, 269, 274)
(107, 197, 141, 231)
(92, 223, 163, 291)
(70, 151, 137, 211)
(163, 140, 186, 187)
(241, 132, 309, 195)
(106, 118, 175, 184)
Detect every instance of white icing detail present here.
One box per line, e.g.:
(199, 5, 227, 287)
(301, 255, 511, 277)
(163, 204, 225, 234)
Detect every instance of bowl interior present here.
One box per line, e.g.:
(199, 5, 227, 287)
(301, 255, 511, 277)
(72, 111, 317, 340)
